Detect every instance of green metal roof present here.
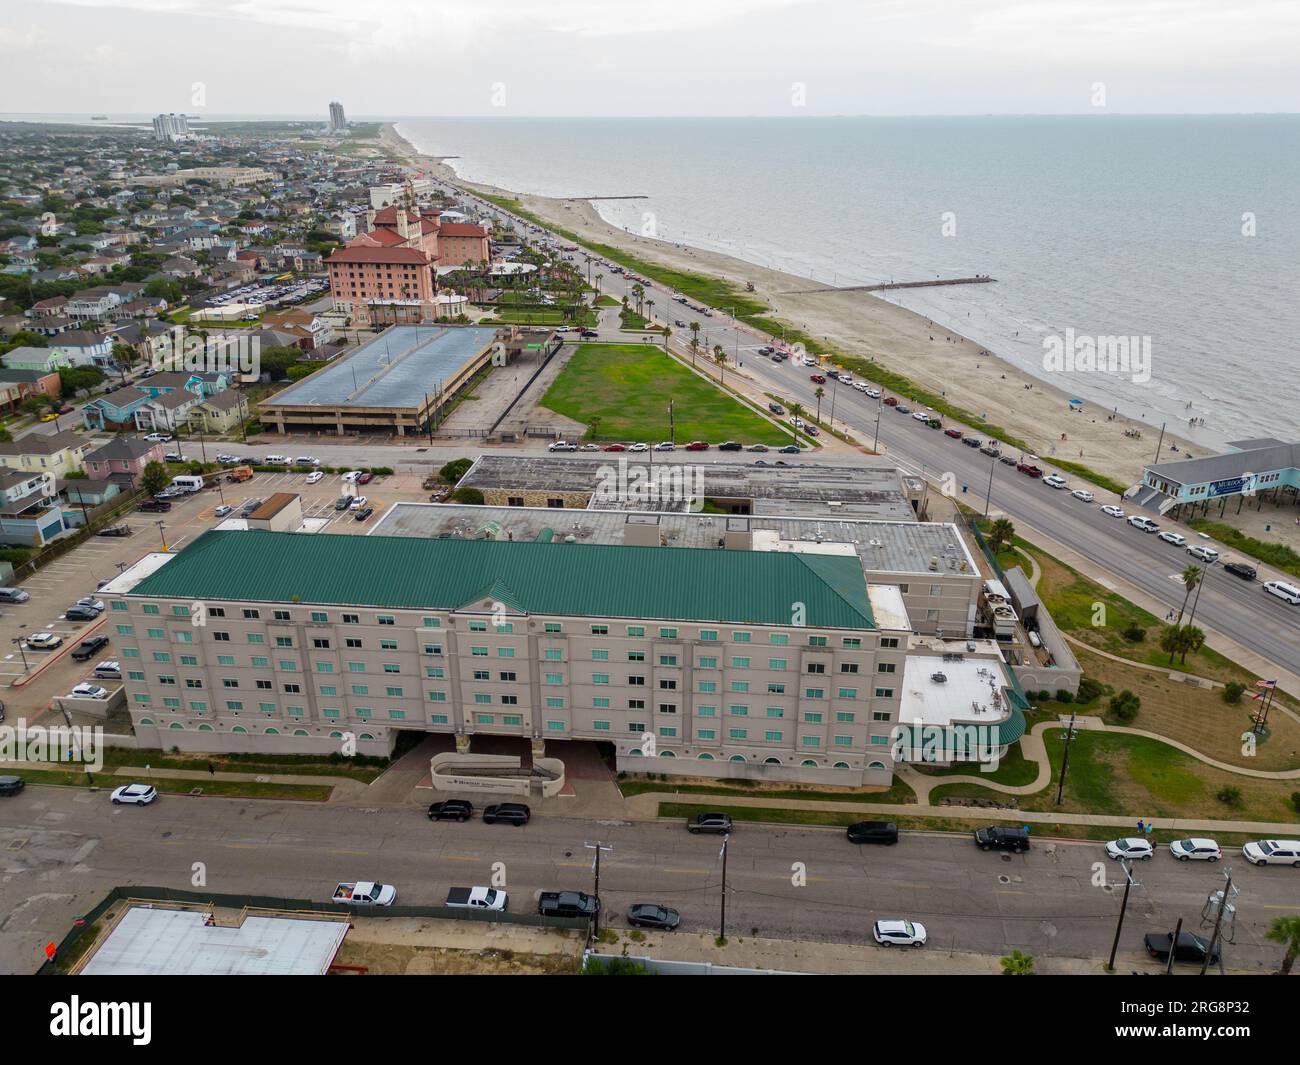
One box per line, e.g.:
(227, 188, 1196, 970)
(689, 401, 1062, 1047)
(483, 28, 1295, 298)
(127, 530, 875, 630)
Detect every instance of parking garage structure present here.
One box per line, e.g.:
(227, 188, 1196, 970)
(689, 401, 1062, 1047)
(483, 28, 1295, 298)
(257, 324, 502, 436)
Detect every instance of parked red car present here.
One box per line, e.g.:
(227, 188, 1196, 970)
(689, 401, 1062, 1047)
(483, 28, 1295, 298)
(357, 472, 375, 485)
(684, 441, 710, 451)
(883, 397, 899, 406)
(1017, 463, 1044, 477)
(810, 374, 826, 384)
(943, 428, 963, 439)
(604, 443, 627, 452)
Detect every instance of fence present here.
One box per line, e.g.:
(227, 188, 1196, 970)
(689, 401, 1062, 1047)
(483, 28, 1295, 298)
(8, 485, 144, 582)
(37, 884, 589, 974)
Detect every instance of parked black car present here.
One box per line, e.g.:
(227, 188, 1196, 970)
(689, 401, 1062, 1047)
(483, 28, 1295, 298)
(353, 507, 374, 522)
(482, 802, 531, 826)
(1144, 931, 1221, 965)
(0, 775, 24, 797)
(974, 826, 1030, 852)
(847, 820, 899, 845)
(687, 812, 733, 835)
(717, 441, 743, 451)
(71, 635, 110, 662)
(778, 445, 801, 454)
(427, 799, 474, 822)
(627, 903, 681, 930)
(538, 890, 599, 918)
(1223, 562, 1257, 581)
(136, 499, 171, 513)
(579, 329, 599, 339)
(64, 607, 100, 623)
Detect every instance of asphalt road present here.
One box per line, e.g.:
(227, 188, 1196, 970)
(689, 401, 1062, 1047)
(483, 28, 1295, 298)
(0, 787, 1292, 973)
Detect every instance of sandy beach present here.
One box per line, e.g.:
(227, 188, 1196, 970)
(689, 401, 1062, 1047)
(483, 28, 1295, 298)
(381, 125, 1196, 488)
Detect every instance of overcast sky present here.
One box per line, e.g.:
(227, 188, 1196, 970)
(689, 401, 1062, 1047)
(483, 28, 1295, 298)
(3, 0, 1299, 117)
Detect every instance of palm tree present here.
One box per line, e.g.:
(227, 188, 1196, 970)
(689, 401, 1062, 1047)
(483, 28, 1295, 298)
(1176, 564, 1201, 624)
(1160, 624, 1182, 664)
(813, 386, 825, 424)
(1177, 624, 1204, 664)
(688, 335, 699, 367)
(988, 517, 1016, 553)
(1265, 915, 1300, 976)
(645, 298, 655, 324)
(789, 401, 805, 425)
(689, 321, 700, 349)
(632, 283, 645, 317)
(712, 345, 726, 386)
(1000, 950, 1035, 975)
(594, 273, 603, 299)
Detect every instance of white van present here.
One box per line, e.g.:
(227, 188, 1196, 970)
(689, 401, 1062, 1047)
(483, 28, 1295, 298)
(265, 455, 292, 466)
(1263, 580, 1300, 605)
(170, 475, 205, 493)
(1026, 630, 1043, 649)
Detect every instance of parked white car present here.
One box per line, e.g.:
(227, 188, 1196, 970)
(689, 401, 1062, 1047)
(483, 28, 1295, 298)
(1071, 489, 1094, 502)
(142, 433, 172, 443)
(71, 683, 110, 699)
(306, 471, 324, 484)
(92, 661, 122, 679)
(1242, 839, 1300, 867)
(873, 919, 927, 947)
(1043, 474, 1068, 489)
(1263, 580, 1300, 605)
(1158, 531, 1187, 547)
(1101, 504, 1125, 518)
(1105, 837, 1154, 860)
(1169, 837, 1221, 862)
(548, 441, 578, 452)
(1187, 544, 1219, 562)
(349, 496, 368, 511)
(111, 783, 158, 805)
(864, 387, 882, 398)
(25, 631, 63, 650)
(1127, 515, 1160, 532)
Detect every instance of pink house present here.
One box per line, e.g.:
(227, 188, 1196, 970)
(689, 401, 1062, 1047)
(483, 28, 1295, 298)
(83, 435, 168, 487)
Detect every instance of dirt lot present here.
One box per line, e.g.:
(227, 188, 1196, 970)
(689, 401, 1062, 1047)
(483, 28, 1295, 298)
(332, 917, 583, 975)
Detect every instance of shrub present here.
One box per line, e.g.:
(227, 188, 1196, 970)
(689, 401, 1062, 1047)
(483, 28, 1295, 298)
(1121, 625, 1145, 643)
(1291, 792, 1300, 814)
(439, 457, 473, 484)
(450, 486, 485, 505)
(1215, 786, 1242, 808)
(1055, 689, 1074, 704)
(1075, 676, 1105, 704)
(1222, 682, 1245, 705)
(1108, 689, 1141, 723)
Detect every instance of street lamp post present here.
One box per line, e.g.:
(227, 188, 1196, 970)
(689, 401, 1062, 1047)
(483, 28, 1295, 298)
(1054, 712, 1078, 805)
(872, 395, 884, 453)
(155, 521, 168, 551)
(719, 832, 730, 940)
(584, 841, 612, 942)
(11, 636, 30, 673)
(983, 453, 997, 518)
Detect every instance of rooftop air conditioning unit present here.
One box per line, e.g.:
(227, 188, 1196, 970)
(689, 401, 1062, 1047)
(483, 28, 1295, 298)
(930, 671, 948, 684)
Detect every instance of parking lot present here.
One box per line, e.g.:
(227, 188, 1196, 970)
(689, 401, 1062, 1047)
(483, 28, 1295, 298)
(0, 465, 429, 721)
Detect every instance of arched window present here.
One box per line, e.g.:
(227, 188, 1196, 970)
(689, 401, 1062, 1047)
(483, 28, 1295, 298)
(833, 761, 850, 769)
(800, 759, 818, 767)
(627, 748, 643, 757)
(197, 724, 214, 732)
(168, 722, 184, 730)
(293, 729, 309, 737)
(867, 760, 887, 770)
(265, 728, 280, 735)
(231, 726, 247, 734)
(763, 757, 781, 765)
(139, 718, 155, 726)
(729, 754, 746, 763)
(659, 750, 675, 758)
(697, 752, 714, 760)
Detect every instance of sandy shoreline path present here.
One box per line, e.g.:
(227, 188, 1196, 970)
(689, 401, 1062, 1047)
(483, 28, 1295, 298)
(381, 124, 1196, 488)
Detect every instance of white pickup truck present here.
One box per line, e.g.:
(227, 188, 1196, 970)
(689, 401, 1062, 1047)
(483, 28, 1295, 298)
(445, 886, 507, 912)
(332, 881, 396, 906)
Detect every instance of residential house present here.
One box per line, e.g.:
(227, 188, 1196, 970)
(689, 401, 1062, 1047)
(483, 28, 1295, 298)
(48, 330, 114, 368)
(2, 346, 70, 374)
(0, 368, 62, 413)
(81, 370, 229, 431)
(0, 467, 65, 547)
(0, 431, 92, 481)
(82, 435, 168, 487)
(187, 388, 249, 433)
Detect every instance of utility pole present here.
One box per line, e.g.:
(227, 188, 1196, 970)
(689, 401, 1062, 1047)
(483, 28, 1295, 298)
(155, 521, 167, 551)
(872, 395, 884, 453)
(1152, 421, 1166, 463)
(1055, 712, 1078, 805)
(584, 841, 612, 941)
(1106, 858, 1139, 972)
(983, 453, 996, 518)
(1165, 917, 1182, 976)
(1200, 868, 1233, 976)
(719, 833, 730, 940)
(668, 399, 675, 446)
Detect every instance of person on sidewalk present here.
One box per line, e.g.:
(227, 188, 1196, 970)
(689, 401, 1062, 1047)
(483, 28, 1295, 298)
(1137, 819, 1146, 834)
(207, 761, 216, 776)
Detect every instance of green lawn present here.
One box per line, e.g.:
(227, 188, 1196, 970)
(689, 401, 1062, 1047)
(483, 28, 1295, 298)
(542, 343, 793, 445)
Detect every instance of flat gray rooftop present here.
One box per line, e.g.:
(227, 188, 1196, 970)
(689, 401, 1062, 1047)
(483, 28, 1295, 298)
(80, 906, 350, 976)
(370, 502, 977, 577)
(462, 454, 917, 521)
(264, 325, 497, 410)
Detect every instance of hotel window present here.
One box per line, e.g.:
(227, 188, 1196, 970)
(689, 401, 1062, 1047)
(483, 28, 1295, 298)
(807, 663, 825, 674)
(176, 631, 194, 643)
(629, 698, 646, 711)
(627, 626, 645, 637)
(593, 673, 610, 685)
(142, 605, 160, 615)
(590, 624, 609, 635)
(249, 656, 268, 668)
(629, 721, 646, 733)
(208, 607, 225, 618)
(768, 658, 787, 670)
(275, 636, 293, 648)
(767, 682, 786, 694)
(428, 691, 447, 702)
(770, 633, 789, 645)
(158, 675, 176, 686)
(699, 656, 718, 669)
(315, 662, 334, 674)
(111, 601, 128, 612)
(629, 675, 646, 686)
(502, 713, 521, 725)
(544, 649, 562, 661)
(872, 711, 892, 722)
(765, 730, 783, 742)
(628, 650, 646, 662)
(171, 606, 189, 617)
(342, 614, 359, 624)
(422, 617, 440, 628)
(346, 638, 362, 649)
(348, 662, 365, 673)
(730, 681, 749, 693)
(658, 703, 677, 715)
(802, 736, 822, 748)
(592, 649, 609, 661)
(834, 735, 853, 747)
(256, 680, 273, 691)
(385, 686, 403, 698)
(729, 728, 748, 740)
(659, 655, 678, 667)
(544, 672, 563, 685)
(698, 728, 717, 740)
(874, 687, 895, 699)
(152, 651, 171, 663)
(878, 663, 897, 674)
(698, 705, 717, 717)
(805, 688, 825, 700)
(283, 683, 300, 694)
(468, 621, 487, 632)
(352, 684, 370, 695)
(547, 720, 565, 731)
(593, 697, 610, 709)
(146, 628, 165, 640)
(273, 610, 291, 621)
(377, 615, 395, 626)
(471, 646, 488, 657)
(659, 627, 678, 639)
(222, 678, 239, 689)
(545, 697, 565, 709)
(698, 681, 716, 693)
(383, 664, 400, 673)
(870, 735, 890, 746)
(320, 685, 338, 696)
(499, 671, 517, 683)
(732, 631, 751, 643)
(474, 694, 492, 705)
(379, 639, 398, 651)
(808, 636, 828, 647)
(729, 705, 749, 716)
(226, 701, 243, 711)
(248, 633, 265, 644)
(424, 643, 443, 655)
(880, 637, 900, 649)
(544, 623, 562, 633)
(699, 629, 717, 642)
(731, 656, 750, 669)
(766, 707, 785, 718)
(593, 720, 611, 731)
(841, 663, 859, 674)
(425, 667, 445, 679)
(495, 622, 514, 634)
(242, 608, 261, 620)
(658, 727, 677, 738)
(189, 701, 207, 712)
(116, 624, 135, 636)
(659, 679, 677, 691)
(842, 638, 861, 648)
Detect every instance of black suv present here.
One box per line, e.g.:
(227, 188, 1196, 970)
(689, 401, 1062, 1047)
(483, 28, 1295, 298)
(1144, 931, 1221, 965)
(0, 776, 24, 797)
(538, 890, 599, 918)
(136, 499, 171, 513)
(974, 826, 1030, 852)
(427, 799, 474, 822)
(1223, 561, 1257, 581)
(847, 820, 899, 845)
(483, 802, 531, 826)
(687, 812, 733, 835)
(717, 441, 743, 452)
(71, 635, 110, 662)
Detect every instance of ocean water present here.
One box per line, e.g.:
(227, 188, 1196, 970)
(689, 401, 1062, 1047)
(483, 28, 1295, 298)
(398, 116, 1300, 445)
